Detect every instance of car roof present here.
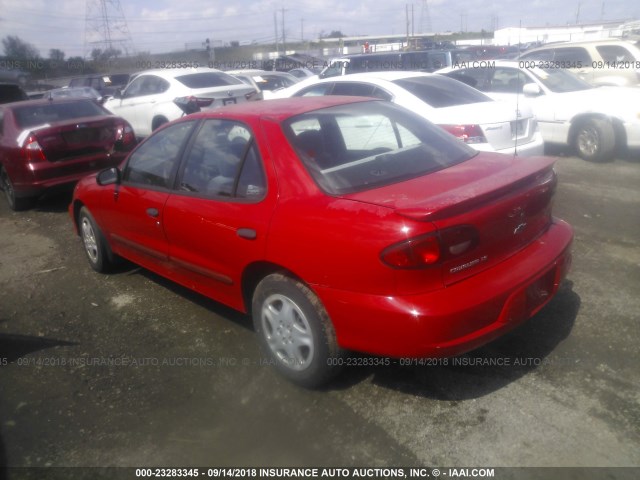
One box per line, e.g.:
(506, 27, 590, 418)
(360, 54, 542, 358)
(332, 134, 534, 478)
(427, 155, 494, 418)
(525, 39, 637, 50)
(315, 71, 437, 83)
(186, 95, 377, 122)
(0, 96, 102, 109)
(133, 67, 227, 79)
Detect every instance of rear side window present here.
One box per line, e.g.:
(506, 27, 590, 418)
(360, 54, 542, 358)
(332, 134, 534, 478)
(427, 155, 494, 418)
(392, 75, 492, 108)
(175, 72, 242, 88)
(331, 82, 392, 100)
(596, 45, 636, 62)
(12, 100, 108, 129)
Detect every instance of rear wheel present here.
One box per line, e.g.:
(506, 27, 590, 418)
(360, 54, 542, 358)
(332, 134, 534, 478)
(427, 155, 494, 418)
(0, 167, 33, 211)
(573, 118, 616, 162)
(152, 116, 168, 132)
(252, 273, 343, 388)
(78, 207, 114, 273)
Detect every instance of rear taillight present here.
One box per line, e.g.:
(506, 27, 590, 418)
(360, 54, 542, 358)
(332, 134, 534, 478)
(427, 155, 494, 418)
(115, 122, 136, 149)
(440, 124, 487, 144)
(381, 225, 479, 269)
(24, 136, 46, 162)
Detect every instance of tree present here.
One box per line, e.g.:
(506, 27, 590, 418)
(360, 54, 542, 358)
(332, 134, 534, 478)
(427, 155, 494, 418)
(90, 47, 121, 63)
(2, 35, 40, 59)
(320, 30, 346, 39)
(49, 49, 65, 61)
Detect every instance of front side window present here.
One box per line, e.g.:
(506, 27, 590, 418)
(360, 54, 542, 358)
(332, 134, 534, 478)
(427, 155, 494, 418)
(284, 101, 475, 195)
(123, 121, 195, 188)
(294, 83, 334, 97)
(178, 119, 265, 199)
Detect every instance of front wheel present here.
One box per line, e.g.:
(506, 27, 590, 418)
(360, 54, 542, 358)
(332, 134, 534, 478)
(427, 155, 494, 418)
(78, 207, 115, 273)
(252, 273, 343, 388)
(573, 118, 616, 162)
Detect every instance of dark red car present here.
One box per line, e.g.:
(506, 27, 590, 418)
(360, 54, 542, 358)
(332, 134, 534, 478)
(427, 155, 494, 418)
(0, 98, 135, 210)
(69, 96, 573, 387)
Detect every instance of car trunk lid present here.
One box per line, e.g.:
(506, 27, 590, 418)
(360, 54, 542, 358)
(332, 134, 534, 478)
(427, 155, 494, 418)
(26, 115, 125, 162)
(345, 153, 557, 285)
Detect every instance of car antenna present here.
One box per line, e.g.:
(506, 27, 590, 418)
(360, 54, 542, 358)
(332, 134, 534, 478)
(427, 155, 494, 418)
(514, 20, 522, 157)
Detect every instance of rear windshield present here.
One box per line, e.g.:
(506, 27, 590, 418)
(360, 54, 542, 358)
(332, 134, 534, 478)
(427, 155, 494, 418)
(175, 72, 243, 88)
(392, 75, 492, 108)
(283, 101, 476, 195)
(12, 100, 108, 129)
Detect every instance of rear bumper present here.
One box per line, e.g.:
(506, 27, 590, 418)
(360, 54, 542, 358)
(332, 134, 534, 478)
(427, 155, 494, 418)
(11, 152, 125, 198)
(314, 218, 573, 358)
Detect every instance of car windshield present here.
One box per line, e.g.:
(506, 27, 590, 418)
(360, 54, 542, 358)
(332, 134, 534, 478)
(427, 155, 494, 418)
(12, 100, 107, 129)
(175, 72, 243, 88)
(527, 67, 593, 93)
(392, 75, 493, 107)
(283, 101, 476, 195)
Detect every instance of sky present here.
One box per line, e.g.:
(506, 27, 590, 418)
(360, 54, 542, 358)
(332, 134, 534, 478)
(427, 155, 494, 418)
(0, 0, 637, 59)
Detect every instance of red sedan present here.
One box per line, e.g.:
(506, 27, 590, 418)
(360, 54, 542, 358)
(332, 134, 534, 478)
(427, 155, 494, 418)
(0, 98, 135, 210)
(69, 96, 573, 387)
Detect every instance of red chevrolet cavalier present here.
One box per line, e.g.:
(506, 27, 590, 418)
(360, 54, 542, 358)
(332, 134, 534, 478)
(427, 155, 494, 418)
(69, 96, 573, 387)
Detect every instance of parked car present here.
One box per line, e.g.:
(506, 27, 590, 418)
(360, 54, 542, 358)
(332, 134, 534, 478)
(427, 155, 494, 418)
(519, 39, 640, 86)
(69, 96, 573, 387)
(68, 73, 131, 98)
(45, 86, 104, 103)
(288, 67, 321, 79)
(0, 98, 136, 210)
(319, 50, 479, 78)
(272, 71, 544, 156)
(227, 69, 299, 99)
(438, 60, 640, 161)
(0, 83, 28, 104)
(103, 68, 258, 138)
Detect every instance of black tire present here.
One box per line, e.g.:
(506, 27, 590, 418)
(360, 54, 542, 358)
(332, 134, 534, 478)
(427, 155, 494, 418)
(252, 273, 343, 388)
(573, 118, 616, 162)
(78, 207, 114, 273)
(0, 167, 33, 211)
(152, 116, 168, 132)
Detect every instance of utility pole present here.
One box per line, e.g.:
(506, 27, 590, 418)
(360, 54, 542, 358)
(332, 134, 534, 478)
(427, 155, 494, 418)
(281, 8, 286, 55)
(301, 18, 304, 42)
(406, 4, 410, 48)
(274, 11, 279, 57)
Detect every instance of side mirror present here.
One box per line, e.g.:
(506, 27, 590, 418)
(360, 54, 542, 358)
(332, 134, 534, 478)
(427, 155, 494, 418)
(113, 89, 123, 99)
(97, 167, 120, 186)
(522, 83, 542, 97)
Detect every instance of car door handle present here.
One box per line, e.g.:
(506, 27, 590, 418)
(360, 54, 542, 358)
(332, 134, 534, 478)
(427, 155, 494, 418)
(237, 228, 257, 240)
(146, 208, 159, 218)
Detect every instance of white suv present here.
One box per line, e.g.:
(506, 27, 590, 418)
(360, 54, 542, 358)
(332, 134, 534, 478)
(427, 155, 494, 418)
(104, 68, 258, 138)
(520, 39, 640, 87)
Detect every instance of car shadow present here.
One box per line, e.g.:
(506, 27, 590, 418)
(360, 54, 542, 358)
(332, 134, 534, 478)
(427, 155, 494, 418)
(329, 280, 581, 398)
(136, 269, 254, 332)
(113, 267, 579, 397)
(33, 189, 73, 213)
(0, 332, 77, 364)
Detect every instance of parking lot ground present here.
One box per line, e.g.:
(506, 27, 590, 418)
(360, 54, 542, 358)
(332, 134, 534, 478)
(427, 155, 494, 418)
(0, 154, 639, 475)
